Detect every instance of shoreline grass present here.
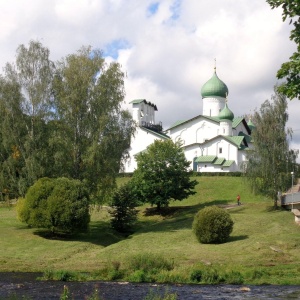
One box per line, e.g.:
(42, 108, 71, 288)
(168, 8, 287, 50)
(0, 176, 300, 285)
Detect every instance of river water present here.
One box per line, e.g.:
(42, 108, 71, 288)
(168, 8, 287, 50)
(0, 273, 300, 299)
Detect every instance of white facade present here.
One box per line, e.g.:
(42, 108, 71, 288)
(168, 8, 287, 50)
(124, 99, 169, 173)
(123, 69, 253, 173)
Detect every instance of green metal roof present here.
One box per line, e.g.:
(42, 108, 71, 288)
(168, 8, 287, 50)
(214, 157, 226, 165)
(195, 156, 235, 167)
(222, 160, 234, 167)
(166, 115, 220, 131)
(232, 117, 243, 128)
(169, 120, 187, 128)
(195, 155, 217, 163)
(141, 127, 170, 139)
(130, 99, 145, 104)
(224, 136, 245, 148)
(201, 70, 228, 98)
(238, 131, 252, 144)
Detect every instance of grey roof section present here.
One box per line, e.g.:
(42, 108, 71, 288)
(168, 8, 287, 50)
(183, 134, 248, 150)
(130, 99, 158, 111)
(166, 115, 220, 131)
(140, 126, 170, 139)
(166, 114, 251, 132)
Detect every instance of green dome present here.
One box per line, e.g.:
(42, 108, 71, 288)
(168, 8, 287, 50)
(201, 70, 228, 98)
(218, 103, 234, 121)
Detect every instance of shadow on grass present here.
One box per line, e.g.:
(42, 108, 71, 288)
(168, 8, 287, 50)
(32, 220, 124, 247)
(31, 199, 240, 244)
(227, 206, 247, 213)
(227, 235, 248, 243)
(135, 199, 234, 234)
(265, 206, 287, 212)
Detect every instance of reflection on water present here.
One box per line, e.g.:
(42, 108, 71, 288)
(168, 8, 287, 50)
(0, 273, 299, 299)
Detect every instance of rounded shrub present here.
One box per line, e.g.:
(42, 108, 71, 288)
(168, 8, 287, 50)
(17, 177, 90, 234)
(192, 205, 234, 244)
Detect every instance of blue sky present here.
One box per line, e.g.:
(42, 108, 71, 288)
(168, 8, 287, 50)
(0, 0, 299, 157)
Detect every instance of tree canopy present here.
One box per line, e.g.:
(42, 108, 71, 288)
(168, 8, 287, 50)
(0, 41, 135, 201)
(17, 177, 90, 234)
(131, 139, 197, 210)
(246, 87, 298, 207)
(267, 0, 300, 99)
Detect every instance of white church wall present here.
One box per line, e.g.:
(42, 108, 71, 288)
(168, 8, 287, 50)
(125, 128, 167, 173)
(197, 163, 226, 172)
(203, 96, 225, 116)
(237, 150, 248, 172)
(198, 139, 237, 161)
(220, 121, 232, 136)
(233, 122, 249, 136)
(184, 144, 202, 170)
(168, 117, 220, 145)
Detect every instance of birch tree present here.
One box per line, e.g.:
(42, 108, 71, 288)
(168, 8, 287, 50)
(246, 87, 298, 207)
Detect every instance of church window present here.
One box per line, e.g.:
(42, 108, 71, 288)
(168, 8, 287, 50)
(219, 148, 222, 154)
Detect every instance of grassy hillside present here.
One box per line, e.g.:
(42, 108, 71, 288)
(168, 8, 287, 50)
(0, 176, 299, 285)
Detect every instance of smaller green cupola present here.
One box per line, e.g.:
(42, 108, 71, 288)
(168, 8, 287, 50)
(201, 68, 229, 98)
(218, 103, 234, 121)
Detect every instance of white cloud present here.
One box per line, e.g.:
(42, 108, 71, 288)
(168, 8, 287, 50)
(0, 0, 299, 159)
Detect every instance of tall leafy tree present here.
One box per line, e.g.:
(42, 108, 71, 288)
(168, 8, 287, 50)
(1, 40, 55, 195)
(246, 87, 298, 207)
(52, 46, 135, 202)
(267, 0, 300, 99)
(131, 139, 197, 210)
(0, 76, 26, 197)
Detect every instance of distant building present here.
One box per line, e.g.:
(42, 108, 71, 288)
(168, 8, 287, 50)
(124, 67, 254, 173)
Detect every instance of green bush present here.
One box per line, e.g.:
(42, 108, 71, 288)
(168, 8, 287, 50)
(127, 253, 174, 274)
(17, 177, 90, 234)
(192, 205, 233, 244)
(110, 183, 138, 233)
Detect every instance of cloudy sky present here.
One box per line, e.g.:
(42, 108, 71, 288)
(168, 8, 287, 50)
(1, 0, 299, 159)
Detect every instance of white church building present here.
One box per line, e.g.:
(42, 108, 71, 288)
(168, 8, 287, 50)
(124, 67, 254, 173)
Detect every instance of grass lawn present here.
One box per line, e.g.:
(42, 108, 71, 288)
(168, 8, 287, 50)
(0, 176, 300, 284)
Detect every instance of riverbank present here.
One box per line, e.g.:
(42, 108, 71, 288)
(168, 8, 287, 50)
(1, 177, 300, 286)
(1, 273, 300, 299)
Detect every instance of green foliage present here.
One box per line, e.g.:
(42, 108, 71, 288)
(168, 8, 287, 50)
(60, 285, 102, 300)
(0, 41, 135, 201)
(190, 267, 225, 284)
(60, 285, 70, 300)
(193, 171, 242, 177)
(266, 0, 300, 100)
(126, 253, 174, 282)
(223, 270, 244, 284)
(192, 206, 233, 244)
(110, 183, 138, 233)
(190, 267, 243, 284)
(246, 88, 298, 206)
(17, 177, 90, 234)
(131, 139, 197, 209)
(3, 177, 300, 285)
(0, 40, 55, 196)
(143, 289, 178, 300)
(53, 46, 135, 202)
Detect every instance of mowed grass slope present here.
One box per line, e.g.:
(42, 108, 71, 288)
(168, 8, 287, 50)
(0, 176, 300, 284)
